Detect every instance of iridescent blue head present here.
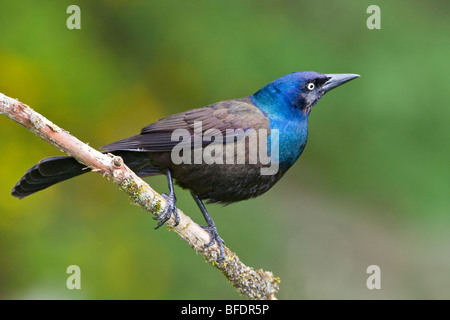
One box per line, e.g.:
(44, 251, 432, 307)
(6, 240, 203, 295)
(251, 71, 360, 171)
(252, 71, 360, 118)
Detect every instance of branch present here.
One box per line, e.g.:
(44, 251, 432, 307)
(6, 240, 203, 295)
(0, 92, 280, 300)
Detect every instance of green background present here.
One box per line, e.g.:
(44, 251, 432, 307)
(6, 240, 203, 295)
(0, 0, 448, 299)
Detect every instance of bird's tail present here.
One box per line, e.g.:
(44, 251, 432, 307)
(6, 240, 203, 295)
(11, 151, 160, 199)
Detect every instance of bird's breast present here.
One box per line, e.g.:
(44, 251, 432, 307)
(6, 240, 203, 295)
(268, 117, 308, 171)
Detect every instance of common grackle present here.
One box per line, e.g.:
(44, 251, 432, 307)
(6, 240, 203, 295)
(11, 71, 359, 260)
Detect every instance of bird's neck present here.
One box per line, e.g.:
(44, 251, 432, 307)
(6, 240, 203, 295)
(251, 82, 304, 119)
(251, 90, 309, 171)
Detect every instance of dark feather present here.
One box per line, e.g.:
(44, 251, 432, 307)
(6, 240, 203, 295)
(101, 97, 270, 152)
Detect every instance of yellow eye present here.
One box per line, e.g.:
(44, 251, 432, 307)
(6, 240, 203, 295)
(307, 82, 315, 91)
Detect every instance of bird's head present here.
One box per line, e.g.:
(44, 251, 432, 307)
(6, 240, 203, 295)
(252, 71, 360, 116)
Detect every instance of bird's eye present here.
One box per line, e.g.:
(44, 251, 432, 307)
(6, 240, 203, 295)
(306, 82, 315, 91)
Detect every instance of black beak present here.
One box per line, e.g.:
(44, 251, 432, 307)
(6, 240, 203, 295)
(323, 73, 360, 93)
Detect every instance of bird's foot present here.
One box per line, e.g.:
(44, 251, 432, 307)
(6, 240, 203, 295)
(200, 223, 225, 261)
(154, 192, 179, 228)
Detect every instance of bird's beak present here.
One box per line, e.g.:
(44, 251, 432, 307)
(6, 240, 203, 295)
(322, 73, 360, 93)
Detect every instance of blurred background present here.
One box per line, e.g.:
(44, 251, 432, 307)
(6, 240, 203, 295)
(0, 0, 448, 299)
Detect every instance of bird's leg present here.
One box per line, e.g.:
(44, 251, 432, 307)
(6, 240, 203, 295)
(154, 169, 180, 228)
(191, 192, 225, 261)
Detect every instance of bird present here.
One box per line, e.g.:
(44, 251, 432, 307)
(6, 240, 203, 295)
(11, 71, 359, 260)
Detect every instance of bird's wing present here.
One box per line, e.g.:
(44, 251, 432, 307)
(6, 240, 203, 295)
(101, 97, 270, 152)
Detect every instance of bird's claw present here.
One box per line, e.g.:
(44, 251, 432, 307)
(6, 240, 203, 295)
(200, 224, 225, 261)
(154, 192, 179, 228)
